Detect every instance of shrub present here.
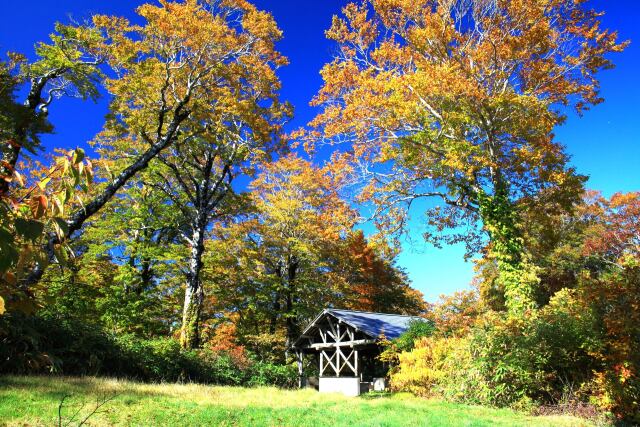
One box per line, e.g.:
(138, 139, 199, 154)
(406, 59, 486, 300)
(380, 318, 435, 367)
(577, 267, 640, 422)
(0, 313, 123, 375)
(391, 336, 464, 396)
(0, 313, 296, 387)
(390, 289, 602, 409)
(248, 360, 297, 388)
(465, 290, 599, 407)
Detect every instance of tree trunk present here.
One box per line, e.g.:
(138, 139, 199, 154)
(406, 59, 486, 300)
(138, 257, 153, 295)
(180, 216, 207, 350)
(284, 256, 299, 359)
(268, 293, 280, 335)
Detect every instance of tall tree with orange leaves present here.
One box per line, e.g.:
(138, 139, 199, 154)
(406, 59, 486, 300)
(243, 154, 357, 350)
(309, 0, 627, 313)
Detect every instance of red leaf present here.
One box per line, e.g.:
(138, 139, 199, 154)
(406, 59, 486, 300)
(30, 195, 48, 219)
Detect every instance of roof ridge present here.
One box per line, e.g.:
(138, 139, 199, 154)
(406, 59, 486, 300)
(328, 308, 424, 318)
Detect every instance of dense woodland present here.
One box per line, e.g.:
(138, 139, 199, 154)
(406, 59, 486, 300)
(0, 0, 638, 424)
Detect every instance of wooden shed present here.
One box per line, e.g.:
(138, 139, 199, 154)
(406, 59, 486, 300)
(291, 309, 425, 396)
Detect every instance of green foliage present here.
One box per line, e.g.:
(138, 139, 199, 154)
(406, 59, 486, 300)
(477, 187, 539, 314)
(468, 297, 598, 407)
(393, 319, 435, 353)
(247, 360, 298, 388)
(391, 289, 605, 413)
(0, 313, 296, 387)
(26, 22, 104, 104)
(37, 256, 174, 337)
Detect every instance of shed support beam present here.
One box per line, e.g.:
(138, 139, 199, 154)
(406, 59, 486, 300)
(307, 339, 376, 350)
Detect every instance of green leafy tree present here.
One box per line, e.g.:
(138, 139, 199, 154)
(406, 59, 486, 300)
(0, 24, 104, 195)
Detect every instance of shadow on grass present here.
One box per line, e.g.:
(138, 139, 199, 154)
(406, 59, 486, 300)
(359, 391, 394, 400)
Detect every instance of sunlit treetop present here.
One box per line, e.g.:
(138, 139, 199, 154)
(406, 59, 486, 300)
(307, 0, 628, 253)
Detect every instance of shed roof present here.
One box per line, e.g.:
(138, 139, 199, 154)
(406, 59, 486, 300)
(326, 309, 425, 340)
(294, 309, 426, 349)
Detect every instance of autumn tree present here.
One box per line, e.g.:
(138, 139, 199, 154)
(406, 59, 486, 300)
(426, 290, 481, 337)
(10, 0, 288, 298)
(309, 0, 627, 313)
(245, 154, 356, 350)
(340, 230, 426, 315)
(543, 192, 640, 419)
(155, 127, 289, 350)
(129, 0, 289, 349)
(472, 190, 640, 418)
(475, 190, 640, 308)
(204, 155, 357, 352)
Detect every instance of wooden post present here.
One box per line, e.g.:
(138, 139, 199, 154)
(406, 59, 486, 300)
(320, 350, 325, 376)
(296, 351, 304, 388)
(355, 349, 359, 379)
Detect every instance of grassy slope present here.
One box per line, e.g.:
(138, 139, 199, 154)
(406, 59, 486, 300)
(0, 376, 592, 427)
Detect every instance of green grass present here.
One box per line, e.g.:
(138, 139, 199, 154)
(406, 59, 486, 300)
(0, 376, 593, 426)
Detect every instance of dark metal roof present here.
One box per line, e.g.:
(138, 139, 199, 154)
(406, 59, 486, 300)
(326, 309, 425, 340)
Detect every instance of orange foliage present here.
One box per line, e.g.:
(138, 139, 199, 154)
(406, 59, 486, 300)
(306, 0, 627, 305)
(426, 290, 481, 337)
(206, 313, 249, 368)
(582, 192, 640, 266)
(341, 231, 426, 315)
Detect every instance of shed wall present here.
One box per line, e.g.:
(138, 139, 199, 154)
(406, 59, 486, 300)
(318, 377, 360, 397)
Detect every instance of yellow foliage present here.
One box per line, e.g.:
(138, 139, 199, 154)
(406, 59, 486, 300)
(390, 336, 472, 398)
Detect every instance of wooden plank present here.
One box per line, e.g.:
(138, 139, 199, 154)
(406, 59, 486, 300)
(337, 323, 349, 342)
(326, 317, 338, 342)
(331, 352, 339, 376)
(305, 339, 377, 349)
(322, 351, 337, 376)
(296, 351, 304, 388)
(342, 349, 356, 374)
(319, 328, 327, 343)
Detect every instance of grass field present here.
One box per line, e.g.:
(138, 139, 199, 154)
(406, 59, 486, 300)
(0, 376, 594, 426)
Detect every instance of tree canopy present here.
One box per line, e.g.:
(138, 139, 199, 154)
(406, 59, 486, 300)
(307, 0, 627, 312)
(0, 0, 637, 421)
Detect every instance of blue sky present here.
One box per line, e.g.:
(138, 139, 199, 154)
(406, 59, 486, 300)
(1, 1, 638, 301)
